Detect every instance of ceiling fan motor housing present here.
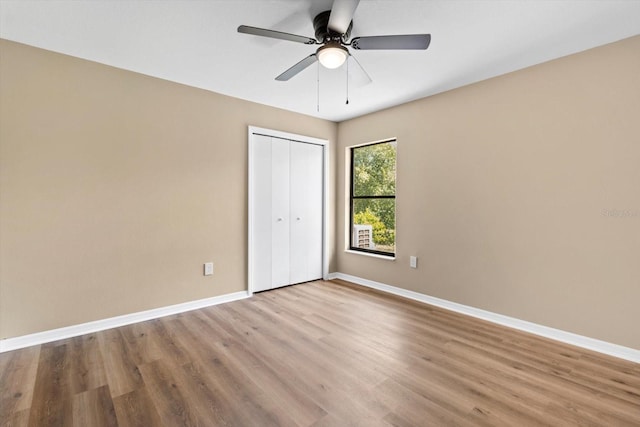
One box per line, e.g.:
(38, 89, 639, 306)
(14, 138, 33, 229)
(313, 10, 352, 42)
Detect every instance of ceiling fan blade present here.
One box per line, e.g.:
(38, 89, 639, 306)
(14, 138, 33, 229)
(328, 0, 360, 35)
(348, 54, 372, 87)
(276, 54, 318, 81)
(238, 25, 317, 45)
(351, 34, 431, 50)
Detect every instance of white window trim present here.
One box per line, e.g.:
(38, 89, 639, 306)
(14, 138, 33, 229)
(345, 249, 396, 261)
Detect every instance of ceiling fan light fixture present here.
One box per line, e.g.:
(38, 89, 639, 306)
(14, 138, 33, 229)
(317, 42, 348, 69)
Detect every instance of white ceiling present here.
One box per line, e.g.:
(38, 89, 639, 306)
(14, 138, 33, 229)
(1, 0, 640, 122)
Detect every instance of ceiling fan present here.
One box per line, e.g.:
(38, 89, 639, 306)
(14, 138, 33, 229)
(237, 0, 431, 82)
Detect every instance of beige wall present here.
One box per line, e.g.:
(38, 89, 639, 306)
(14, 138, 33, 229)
(336, 35, 640, 350)
(2, 35, 639, 351)
(0, 40, 337, 338)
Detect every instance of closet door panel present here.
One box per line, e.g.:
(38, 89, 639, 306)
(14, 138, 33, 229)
(290, 142, 323, 284)
(289, 142, 309, 284)
(270, 138, 291, 288)
(305, 143, 324, 280)
(251, 135, 273, 292)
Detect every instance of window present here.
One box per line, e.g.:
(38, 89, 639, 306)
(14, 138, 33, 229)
(350, 139, 396, 256)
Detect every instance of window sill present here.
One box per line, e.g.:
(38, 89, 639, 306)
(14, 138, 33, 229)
(345, 250, 396, 261)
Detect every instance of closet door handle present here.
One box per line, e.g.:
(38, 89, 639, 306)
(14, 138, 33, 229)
(296, 217, 301, 221)
(277, 217, 283, 222)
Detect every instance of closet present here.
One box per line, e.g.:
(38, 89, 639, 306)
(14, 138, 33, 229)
(249, 131, 324, 293)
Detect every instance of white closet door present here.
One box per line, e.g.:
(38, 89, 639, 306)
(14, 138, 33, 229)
(249, 129, 325, 293)
(251, 135, 273, 292)
(289, 142, 323, 284)
(270, 138, 291, 288)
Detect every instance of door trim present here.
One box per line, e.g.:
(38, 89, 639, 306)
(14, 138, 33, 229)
(247, 126, 330, 295)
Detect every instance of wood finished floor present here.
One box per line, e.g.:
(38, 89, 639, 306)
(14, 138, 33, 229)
(1, 280, 639, 426)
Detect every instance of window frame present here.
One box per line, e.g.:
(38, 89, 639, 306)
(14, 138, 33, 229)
(349, 139, 397, 257)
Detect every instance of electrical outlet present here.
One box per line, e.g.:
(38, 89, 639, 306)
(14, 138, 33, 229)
(204, 262, 214, 276)
(410, 256, 418, 269)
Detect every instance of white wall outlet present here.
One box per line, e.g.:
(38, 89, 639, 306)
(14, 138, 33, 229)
(410, 256, 418, 269)
(204, 262, 214, 276)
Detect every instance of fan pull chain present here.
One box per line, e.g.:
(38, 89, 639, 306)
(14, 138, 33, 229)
(317, 60, 320, 112)
(346, 56, 350, 105)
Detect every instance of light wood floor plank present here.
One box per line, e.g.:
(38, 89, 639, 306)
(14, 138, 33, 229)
(111, 387, 162, 427)
(137, 359, 205, 426)
(1, 408, 30, 427)
(0, 346, 40, 419)
(27, 344, 73, 426)
(66, 334, 107, 396)
(72, 385, 118, 427)
(97, 328, 143, 398)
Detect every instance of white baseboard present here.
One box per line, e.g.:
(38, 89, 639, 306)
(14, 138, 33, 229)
(0, 291, 250, 353)
(5, 276, 638, 364)
(330, 272, 640, 364)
